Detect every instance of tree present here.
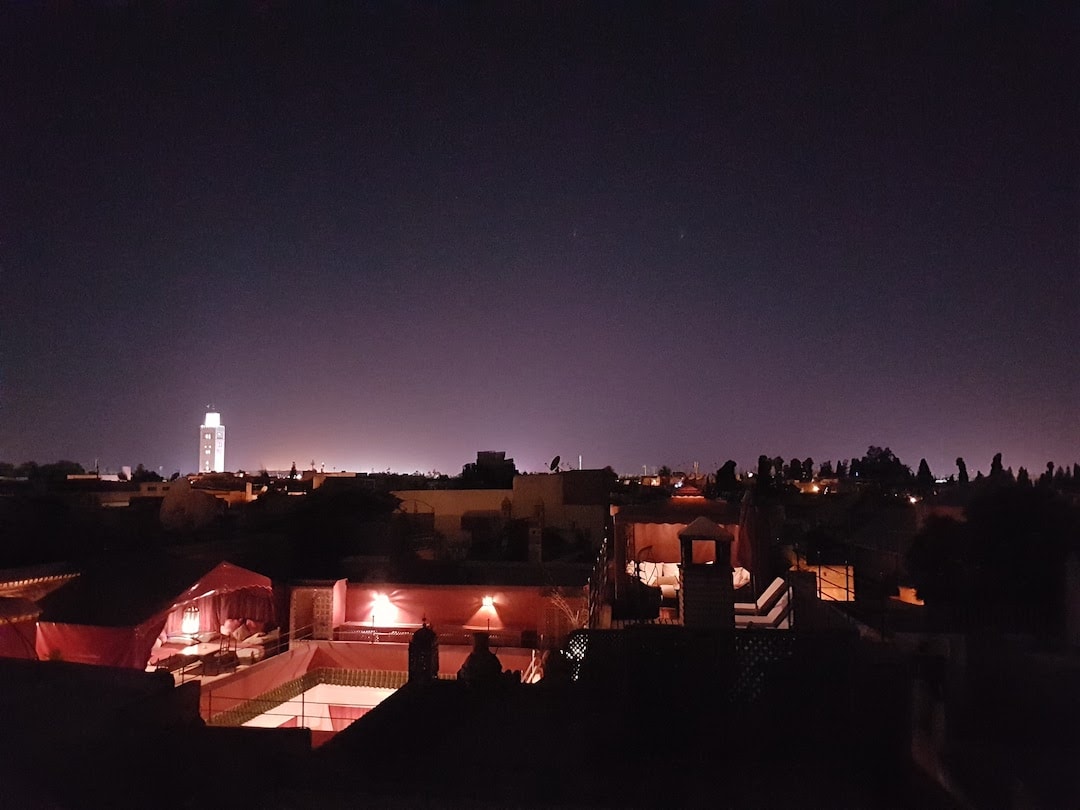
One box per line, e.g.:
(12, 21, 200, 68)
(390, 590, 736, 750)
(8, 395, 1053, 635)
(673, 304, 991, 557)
(853, 446, 911, 490)
(835, 460, 848, 478)
(24, 460, 86, 483)
(915, 458, 934, 495)
(819, 460, 834, 478)
(289, 462, 299, 480)
(801, 458, 814, 482)
(907, 484, 1080, 632)
(772, 456, 785, 486)
(907, 516, 970, 606)
(956, 457, 969, 486)
(756, 456, 773, 490)
(1039, 461, 1054, 487)
(1017, 467, 1031, 488)
(713, 460, 741, 496)
(965, 485, 1078, 635)
(131, 463, 163, 483)
(785, 458, 802, 482)
(989, 452, 1004, 480)
(801, 524, 844, 565)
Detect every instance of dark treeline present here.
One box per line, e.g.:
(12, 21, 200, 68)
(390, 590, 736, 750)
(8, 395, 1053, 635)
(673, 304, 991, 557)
(0, 460, 87, 483)
(0, 460, 172, 483)
(720, 447, 1080, 495)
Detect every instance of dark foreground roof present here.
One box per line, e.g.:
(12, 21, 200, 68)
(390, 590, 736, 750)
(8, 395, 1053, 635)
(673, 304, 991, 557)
(0, 657, 310, 810)
(278, 627, 957, 809)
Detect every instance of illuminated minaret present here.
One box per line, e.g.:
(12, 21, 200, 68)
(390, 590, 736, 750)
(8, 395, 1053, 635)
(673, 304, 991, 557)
(199, 410, 225, 473)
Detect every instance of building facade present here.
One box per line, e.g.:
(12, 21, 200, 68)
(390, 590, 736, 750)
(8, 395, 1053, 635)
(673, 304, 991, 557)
(199, 411, 226, 473)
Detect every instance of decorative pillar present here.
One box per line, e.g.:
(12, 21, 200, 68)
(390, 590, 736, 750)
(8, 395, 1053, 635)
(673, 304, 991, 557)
(408, 620, 440, 684)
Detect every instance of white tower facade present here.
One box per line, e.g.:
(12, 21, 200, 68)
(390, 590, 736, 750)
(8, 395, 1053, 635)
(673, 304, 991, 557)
(199, 411, 225, 473)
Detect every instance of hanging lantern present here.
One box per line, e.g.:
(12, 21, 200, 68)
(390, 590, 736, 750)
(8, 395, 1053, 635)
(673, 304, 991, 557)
(181, 605, 200, 636)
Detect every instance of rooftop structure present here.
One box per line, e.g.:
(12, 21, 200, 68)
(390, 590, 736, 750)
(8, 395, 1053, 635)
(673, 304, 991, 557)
(199, 410, 225, 473)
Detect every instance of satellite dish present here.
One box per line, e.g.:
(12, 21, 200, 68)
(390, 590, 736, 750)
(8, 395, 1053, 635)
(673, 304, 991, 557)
(549, 456, 561, 472)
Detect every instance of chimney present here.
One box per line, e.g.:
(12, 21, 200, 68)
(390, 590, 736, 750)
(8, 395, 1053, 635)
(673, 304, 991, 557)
(677, 517, 735, 630)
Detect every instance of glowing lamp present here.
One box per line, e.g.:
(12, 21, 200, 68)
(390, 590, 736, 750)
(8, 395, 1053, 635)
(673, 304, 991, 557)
(908, 496, 918, 505)
(371, 592, 393, 627)
(481, 596, 494, 608)
(181, 606, 200, 636)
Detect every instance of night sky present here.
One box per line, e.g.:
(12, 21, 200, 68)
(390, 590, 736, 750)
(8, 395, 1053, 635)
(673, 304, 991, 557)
(2, 3, 1076, 478)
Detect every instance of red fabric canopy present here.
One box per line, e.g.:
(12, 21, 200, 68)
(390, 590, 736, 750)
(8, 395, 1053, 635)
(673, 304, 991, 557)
(35, 561, 274, 668)
(172, 562, 272, 604)
(36, 620, 163, 668)
(0, 618, 39, 660)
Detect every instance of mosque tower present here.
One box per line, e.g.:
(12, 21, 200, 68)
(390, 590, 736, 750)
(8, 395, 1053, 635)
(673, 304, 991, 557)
(198, 410, 225, 473)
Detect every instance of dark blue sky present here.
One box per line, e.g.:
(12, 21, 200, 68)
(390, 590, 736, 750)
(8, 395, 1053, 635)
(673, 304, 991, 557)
(2, 2, 1076, 478)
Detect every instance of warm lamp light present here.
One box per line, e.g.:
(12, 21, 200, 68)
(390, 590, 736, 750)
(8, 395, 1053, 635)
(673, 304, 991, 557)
(181, 606, 200, 636)
(482, 595, 494, 608)
(371, 592, 393, 627)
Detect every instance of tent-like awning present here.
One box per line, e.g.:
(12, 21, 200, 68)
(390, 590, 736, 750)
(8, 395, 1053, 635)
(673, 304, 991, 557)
(36, 559, 275, 668)
(171, 561, 272, 606)
(0, 597, 41, 660)
(0, 596, 41, 623)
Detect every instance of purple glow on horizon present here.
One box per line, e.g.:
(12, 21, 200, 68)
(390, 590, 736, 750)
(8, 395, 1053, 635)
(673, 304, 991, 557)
(2, 5, 1074, 481)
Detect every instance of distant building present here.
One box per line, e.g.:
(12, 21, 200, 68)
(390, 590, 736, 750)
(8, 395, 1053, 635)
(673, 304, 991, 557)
(392, 468, 614, 560)
(199, 411, 225, 473)
(460, 450, 517, 488)
(187, 473, 258, 506)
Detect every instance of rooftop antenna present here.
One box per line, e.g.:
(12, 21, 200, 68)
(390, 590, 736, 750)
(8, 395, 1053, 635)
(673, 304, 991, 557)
(549, 456, 561, 473)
